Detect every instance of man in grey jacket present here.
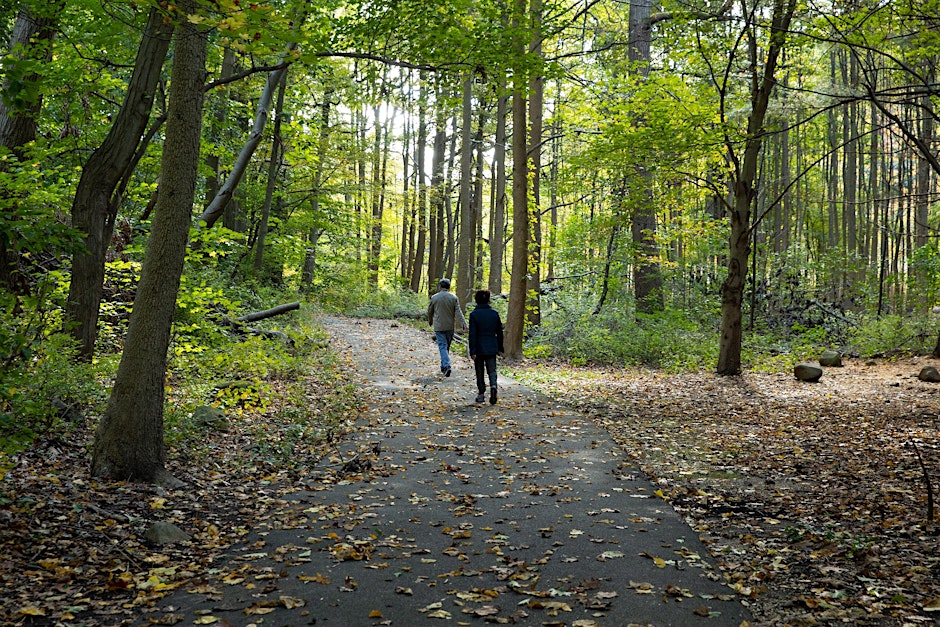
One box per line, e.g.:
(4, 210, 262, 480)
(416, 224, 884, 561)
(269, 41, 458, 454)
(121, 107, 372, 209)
(427, 279, 468, 377)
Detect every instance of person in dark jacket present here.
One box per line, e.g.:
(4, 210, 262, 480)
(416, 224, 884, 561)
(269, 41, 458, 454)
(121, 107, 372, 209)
(468, 290, 504, 404)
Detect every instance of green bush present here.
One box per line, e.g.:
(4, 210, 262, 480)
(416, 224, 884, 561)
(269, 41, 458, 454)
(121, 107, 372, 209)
(529, 307, 717, 371)
(0, 333, 105, 451)
(848, 314, 937, 357)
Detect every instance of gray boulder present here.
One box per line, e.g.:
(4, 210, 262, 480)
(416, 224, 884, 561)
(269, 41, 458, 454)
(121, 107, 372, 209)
(794, 363, 823, 382)
(819, 350, 843, 367)
(193, 405, 230, 431)
(917, 366, 940, 382)
(144, 521, 190, 546)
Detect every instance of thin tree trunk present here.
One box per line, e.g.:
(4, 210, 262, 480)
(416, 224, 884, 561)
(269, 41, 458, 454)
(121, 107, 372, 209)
(400, 106, 413, 282)
(369, 100, 384, 286)
(526, 0, 543, 327)
(92, 2, 207, 485)
(253, 71, 287, 272)
(412, 80, 431, 293)
(474, 107, 486, 288)
(0, 0, 65, 294)
(301, 88, 332, 292)
(456, 74, 475, 309)
(629, 0, 663, 314)
(488, 91, 508, 295)
(197, 42, 296, 229)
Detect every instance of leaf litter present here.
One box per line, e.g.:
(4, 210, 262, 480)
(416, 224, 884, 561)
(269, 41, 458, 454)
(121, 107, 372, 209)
(6, 317, 937, 626)
(516, 356, 940, 626)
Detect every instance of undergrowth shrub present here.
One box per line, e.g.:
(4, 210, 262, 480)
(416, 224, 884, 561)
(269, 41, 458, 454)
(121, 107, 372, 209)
(0, 334, 105, 451)
(316, 284, 427, 319)
(529, 307, 717, 371)
(848, 314, 938, 357)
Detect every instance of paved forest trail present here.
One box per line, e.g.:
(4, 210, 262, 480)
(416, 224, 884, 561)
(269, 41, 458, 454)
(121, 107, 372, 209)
(154, 316, 751, 627)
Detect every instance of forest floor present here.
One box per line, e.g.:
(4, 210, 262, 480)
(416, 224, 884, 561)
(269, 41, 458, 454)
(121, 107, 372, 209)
(513, 354, 940, 626)
(0, 316, 938, 626)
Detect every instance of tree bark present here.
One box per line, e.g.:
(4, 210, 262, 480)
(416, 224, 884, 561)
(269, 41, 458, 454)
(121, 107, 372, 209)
(716, 0, 796, 375)
(0, 0, 64, 155)
(301, 88, 332, 292)
(92, 1, 207, 484)
(505, 0, 529, 360)
(488, 90, 508, 295)
(456, 74, 475, 309)
(0, 0, 65, 294)
(629, 0, 663, 314)
(424, 96, 445, 293)
(66, 7, 173, 360)
(254, 71, 287, 273)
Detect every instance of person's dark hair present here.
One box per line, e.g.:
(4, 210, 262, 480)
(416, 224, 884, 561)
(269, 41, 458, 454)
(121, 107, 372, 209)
(439, 279, 450, 289)
(474, 289, 491, 305)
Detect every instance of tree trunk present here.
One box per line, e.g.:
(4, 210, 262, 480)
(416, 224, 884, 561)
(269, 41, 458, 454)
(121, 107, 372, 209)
(253, 71, 287, 273)
(488, 90, 508, 295)
(0, 0, 65, 294)
(92, 2, 207, 484)
(915, 70, 933, 250)
(369, 100, 384, 286)
(628, 0, 663, 314)
(400, 102, 413, 282)
(425, 99, 445, 293)
(197, 44, 295, 229)
(473, 108, 486, 288)
(716, 0, 796, 375)
(505, 0, 529, 360)
(526, 0, 543, 328)
(0, 0, 64, 156)
(66, 7, 173, 360)
(204, 47, 235, 209)
(456, 74, 475, 309)
(301, 88, 332, 291)
(412, 80, 431, 293)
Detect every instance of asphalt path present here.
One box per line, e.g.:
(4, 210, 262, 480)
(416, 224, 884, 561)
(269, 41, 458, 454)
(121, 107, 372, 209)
(149, 316, 751, 627)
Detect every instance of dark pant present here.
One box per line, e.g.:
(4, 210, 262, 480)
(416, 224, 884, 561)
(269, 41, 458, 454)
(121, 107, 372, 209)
(474, 355, 498, 393)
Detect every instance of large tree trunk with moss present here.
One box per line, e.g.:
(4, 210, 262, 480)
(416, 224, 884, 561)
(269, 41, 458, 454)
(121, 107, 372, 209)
(91, 5, 206, 484)
(66, 7, 174, 360)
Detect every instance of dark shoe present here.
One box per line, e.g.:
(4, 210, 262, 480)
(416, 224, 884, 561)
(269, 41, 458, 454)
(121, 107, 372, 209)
(445, 367, 452, 377)
(489, 387, 497, 405)
(475, 394, 485, 403)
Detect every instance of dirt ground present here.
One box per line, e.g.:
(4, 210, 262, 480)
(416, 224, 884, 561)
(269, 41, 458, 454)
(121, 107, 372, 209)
(512, 355, 940, 626)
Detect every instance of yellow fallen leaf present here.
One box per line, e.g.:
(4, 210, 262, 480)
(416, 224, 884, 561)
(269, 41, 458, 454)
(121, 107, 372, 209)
(18, 607, 46, 617)
(193, 617, 218, 625)
(369, 610, 383, 618)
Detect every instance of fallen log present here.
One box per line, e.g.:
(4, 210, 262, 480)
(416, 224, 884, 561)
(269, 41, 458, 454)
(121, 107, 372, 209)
(219, 301, 300, 345)
(237, 301, 300, 323)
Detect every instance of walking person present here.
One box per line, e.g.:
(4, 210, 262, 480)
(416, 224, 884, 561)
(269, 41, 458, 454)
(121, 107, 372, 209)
(427, 279, 467, 377)
(468, 289, 504, 404)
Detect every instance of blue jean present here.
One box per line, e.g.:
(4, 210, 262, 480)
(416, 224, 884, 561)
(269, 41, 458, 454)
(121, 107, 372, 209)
(435, 330, 454, 370)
